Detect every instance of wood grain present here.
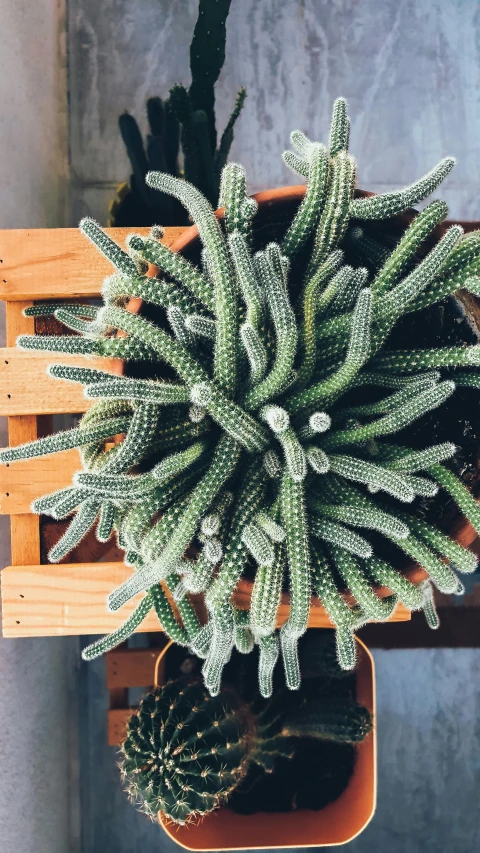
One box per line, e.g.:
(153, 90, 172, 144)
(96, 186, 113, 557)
(0, 449, 81, 514)
(106, 647, 167, 690)
(0, 562, 410, 638)
(107, 708, 133, 747)
(5, 302, 41, 563)
(0, 226, 187, 300)
(0, 349, 122, 415)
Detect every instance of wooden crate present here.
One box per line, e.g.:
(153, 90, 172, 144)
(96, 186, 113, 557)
(106, 642, 169, 746)
(0, 225, 411, 639)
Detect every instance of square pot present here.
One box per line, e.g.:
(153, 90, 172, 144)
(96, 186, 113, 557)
(157, 637, 376, 850)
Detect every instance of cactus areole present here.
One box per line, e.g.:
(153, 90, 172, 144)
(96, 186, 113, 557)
(4, 99, 480, 696)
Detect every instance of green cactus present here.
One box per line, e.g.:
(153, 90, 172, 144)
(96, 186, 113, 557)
(120, 653, 372, 824)
(121, 679, 250, 823)
(4, 98, 480, 694)
(110, 0, 245, 225)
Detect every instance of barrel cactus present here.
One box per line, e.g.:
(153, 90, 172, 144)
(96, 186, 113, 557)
(3, 98, 480, 695)
(120, 679, 250, 823)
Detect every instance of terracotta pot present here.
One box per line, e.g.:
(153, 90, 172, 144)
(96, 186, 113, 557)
(153, 637, 376, 850)
(126, 185, 480, 613)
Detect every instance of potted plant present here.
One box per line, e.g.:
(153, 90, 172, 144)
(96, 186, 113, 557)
(2, 98, 480, 697)
(109, 0, 245, 226)
(121, 630, 376, 849)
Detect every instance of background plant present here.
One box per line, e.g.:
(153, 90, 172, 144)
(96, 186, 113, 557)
(3, 99, 480, 696)
(109, 0, 245, 226)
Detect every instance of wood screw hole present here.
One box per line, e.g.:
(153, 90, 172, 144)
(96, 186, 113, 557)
(15, 620, 20, 624)
(7, 394, 11, 398)
(4, 360, 8, 364)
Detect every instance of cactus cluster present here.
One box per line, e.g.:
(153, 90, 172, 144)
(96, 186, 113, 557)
(121, 635, 372, 824)
(110, 0, 245, 225)
(4, 98, 480, 695)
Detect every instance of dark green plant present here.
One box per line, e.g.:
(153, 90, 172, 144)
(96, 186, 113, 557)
(121, 678, 250, 824)
(110, 0, 245, 225)
(4, 99, 480, 696)
(120, 646, 372, 824)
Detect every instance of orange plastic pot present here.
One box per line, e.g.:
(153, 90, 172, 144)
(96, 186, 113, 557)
(155, 637, 376, 850)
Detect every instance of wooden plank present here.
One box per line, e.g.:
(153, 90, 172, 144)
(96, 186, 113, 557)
(0, 226, 187, 300)
(9, 515, 40, 566)
(0, 562, 159, 637)
(106, 646, 168, 690)
(6, 302, 41, 564)
(359, 606, 480, 648)
(0, 349, 122, 415)
(108, 708, 133, 746)
(0, 449, 80, 514)
(0, 562, 410, 638)
(6, 300, 34, 344)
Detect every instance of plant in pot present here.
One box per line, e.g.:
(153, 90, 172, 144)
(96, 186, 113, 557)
(109, 0, 245, 226)
(120, 630, 375, 846)
(2, 98, 480, 700)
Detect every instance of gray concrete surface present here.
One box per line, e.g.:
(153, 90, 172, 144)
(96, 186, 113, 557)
(80, 649, 480, 853)
(68, 0, 480, 224)
(0, 3, 80, 853)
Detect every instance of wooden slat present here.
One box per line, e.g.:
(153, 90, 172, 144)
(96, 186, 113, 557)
(0, 449, 80, 514)
(9, 516, 40, 566)
(0, 562, 160, 637)
(108, 708, 133, 746)
(106, 647, 167, 690)
(359, 605, 480, 648)
(106, 648, 169, 745)
(0, 563, 410, 638)
(0, 349, 122, 415)
(0, 226, 187, 300)
(6, 300, 35, 343)
(6, 302, 41, 563)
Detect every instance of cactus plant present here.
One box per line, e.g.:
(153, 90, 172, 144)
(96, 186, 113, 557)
(4, 98, 480, 695)
(120, 636, 372, 824)
(109, 0, 245, 226)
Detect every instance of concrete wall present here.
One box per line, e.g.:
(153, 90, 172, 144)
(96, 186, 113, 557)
(68, 0, 480, 224)
(0, 3, 80, 853)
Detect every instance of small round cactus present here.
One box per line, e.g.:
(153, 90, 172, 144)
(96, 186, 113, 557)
(120, 679, 250, 824)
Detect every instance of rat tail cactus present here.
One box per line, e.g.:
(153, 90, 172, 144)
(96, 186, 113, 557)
(4, 98, 480, 695)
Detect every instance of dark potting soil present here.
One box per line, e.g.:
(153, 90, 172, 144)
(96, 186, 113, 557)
(163, 631, 359, 814)
(228, 739, 355, 814)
